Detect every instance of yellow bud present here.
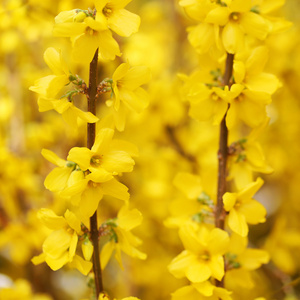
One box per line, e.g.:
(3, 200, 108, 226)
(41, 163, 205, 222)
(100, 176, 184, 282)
(82, 238, 94, 261)
(74, 11, 87, 23)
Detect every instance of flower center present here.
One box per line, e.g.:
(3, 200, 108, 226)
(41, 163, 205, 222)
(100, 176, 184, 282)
(90, 155, 103, 167)
(103, 5, 113, 17)
(85, 27, 94, 35)
(199, 251, 210, 261)
(230, 12, 241, 22)
(211, 92, 219, 102)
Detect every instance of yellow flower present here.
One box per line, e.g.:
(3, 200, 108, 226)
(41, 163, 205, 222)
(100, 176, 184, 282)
(172, 281, 232, 300)
(53, 9, 121, 63)
(60, 172, 130, 219)
(41, 149, 77, 193)
(38, 97, 98, 127)
(100, 205, 147, 269)
(225, 83, 271, 129)
(234, 46, 281, 95)
(223, 177, 266, 237)
(205, 0, 271, 53)
(29, 47, 70, 98)
(32, 209, 92, 275)
(168, 225, 229, 282)
(95, 0, 140, 37)
(67, 128, 138, 182)
(228, 121, 273, 189)
(107, 62, 151, 131)
(179, 0, 216, 21)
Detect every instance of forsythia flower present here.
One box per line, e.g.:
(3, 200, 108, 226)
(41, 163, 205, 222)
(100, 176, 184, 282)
(67, 128, 138, 182)
(30, 48, 98, 126)
(224, 233, 269, 289)
(29, 47, 69, 98)
(168, 225, 229, 283)
(223, 177, 266, 237)
(53, 8, 121, 63)
(225, 83, 270, 129)
(107, 62, 151, 131)
(32, 209, 92, 275)
(205, 0, 271, 53)
(171, 281, 232, 300)
(60, 172, 130, 220)
(95, 0, 140, 36)
(38, 97, 99, 127)
(234, 46, 280, 95)
(100, 205, 147, 269)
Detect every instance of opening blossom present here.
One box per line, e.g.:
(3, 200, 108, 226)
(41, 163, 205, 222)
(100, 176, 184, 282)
(223, 177, 266, 237)
(168, 225, 229, 283)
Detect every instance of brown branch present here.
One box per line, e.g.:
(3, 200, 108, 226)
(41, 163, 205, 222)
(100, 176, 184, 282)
(87, 49, 104, 296)
(215, 53, 234, 288)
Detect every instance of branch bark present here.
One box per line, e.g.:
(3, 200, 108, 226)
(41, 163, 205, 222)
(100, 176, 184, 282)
(215, 53, 234, 288)
(87, 49, 104, 296)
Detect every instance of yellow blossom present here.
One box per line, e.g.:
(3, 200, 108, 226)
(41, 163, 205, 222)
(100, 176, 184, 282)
(205, 0, 271, 53)
(171, 281, 232, 300)
(29, 47, 70, 98)
(32, 209, 92, 275)
(95, 0, 140, 37)
(107, 62, 151, 131)
(67, 128, 138, 182)
(53, 9, 121, 62)
(168, 224, 229, 282)
(100, 205, 147, 269)
(223, 177, 266, 237)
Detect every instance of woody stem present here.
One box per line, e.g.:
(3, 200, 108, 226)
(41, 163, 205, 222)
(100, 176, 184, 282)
(87, 49, 104, 296)
(215, 53, 234, 287)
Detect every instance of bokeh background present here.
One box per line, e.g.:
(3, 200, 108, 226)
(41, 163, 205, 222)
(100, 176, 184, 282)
(0, 0, 300, 299)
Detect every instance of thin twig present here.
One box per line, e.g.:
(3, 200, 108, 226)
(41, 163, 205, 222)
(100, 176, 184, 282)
(87, 49, 104, 296)
(215, 53, 234, 287)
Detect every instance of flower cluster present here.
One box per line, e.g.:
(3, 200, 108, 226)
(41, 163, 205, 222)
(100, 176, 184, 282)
(29, 1, 149, 299)
(167, 0, 290, 298)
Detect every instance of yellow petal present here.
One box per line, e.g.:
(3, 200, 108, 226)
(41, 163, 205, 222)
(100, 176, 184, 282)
(118, 88, 148, 113)
(246, 73, 280, 95)
(238, 177, 264, 201)
(97, 30, 121, 60)
(209, 255, 225, 281)
(71, 106, 99, 123)
(239, 249, 269, 270)
(233, 60, 245, 84)
(108, 9, 140, 37)
(41, 149, 65, 167)
(240, 12, 270, 40)
(86, 168, 113, 182)
(239, 199, 266, 224)
(205, 7, 229, 26)
(188, 23, 215, 54)
(45, 252, 69, 270)
(187, 261, 211, 282)
(113, 62, 130, 82)
(82, 238, 94, 261)
(222, 22, 244, 54)
(53, 22, 86, 37)
(223, 192, 237, 211)
(117, 206, 142, 230)
(121, 66, 151, 90)
(228, 208, 248, 237)
(101, 179, 129, 202)
(37, 208, 67, 230)
(92, 128, 114, 154)
(208, 228, 229, 255)
(43, 229, 71, 259)
(67, 147, 92, 170)
(79, 185, 104, 218)
(72, 33, 100, 64)
(64, 209, 81, 233)
(44, 167, 73, 192)
(69, 254, 93, 275)
(31, 253, 46, 265)
(101, 151, 135, 173)
(100, 241, 115, 269)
